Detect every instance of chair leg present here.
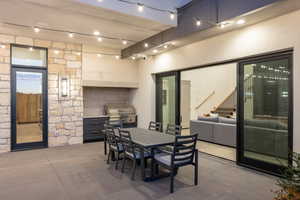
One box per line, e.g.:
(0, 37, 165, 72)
(170, 168, 175, 193)
(115, 152, 119, 170)
(131, 160, 137, 180)
(107, 150, 111, 164)
(194, 150, 198, 185)
(155, 163, 159, 175)
(121, 156, 126, 173)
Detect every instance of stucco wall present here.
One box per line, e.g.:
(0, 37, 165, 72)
(133, 10, 300, 153)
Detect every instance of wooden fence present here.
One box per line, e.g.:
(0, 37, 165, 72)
(16, 93, 42, 124)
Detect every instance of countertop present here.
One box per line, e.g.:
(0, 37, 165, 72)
(83, 115, 109, 119)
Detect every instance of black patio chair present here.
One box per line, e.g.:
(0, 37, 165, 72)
(152, 134, 198, 193)
(105, 124, 124, 170)
(165, 124, 182, 136)
(148, 121, 163, 132)
(119, 130, 151, 180)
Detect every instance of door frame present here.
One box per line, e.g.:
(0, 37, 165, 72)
(236, 51, 293, 175)
(10, 44, 48, 151)
(155, 71, 181, 127)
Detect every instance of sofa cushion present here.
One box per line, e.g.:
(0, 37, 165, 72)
(197, 116, 219, 122)
(219, 117, 236, 124)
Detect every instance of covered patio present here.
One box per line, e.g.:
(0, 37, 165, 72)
(0, 142, 276, 200)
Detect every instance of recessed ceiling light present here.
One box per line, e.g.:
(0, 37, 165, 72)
(164, 45, 168, 49)
(115, 55, 120, 59)
(122, 40, 128, 45)
(137, 3, 144, 12)
(29, 47, 34, 51)
(93, 31, 100, 36)
(68, 33, 74, 38)
(236, 19, 246, 25)
(33, 27, 40, 33)
(196, 20, 201, 26)
(97, 37, 103, 42)
(54, 50, 59, 54)
(0, 44, 5, 49)
(144, 43, 149, 48)
(97, 54, 102, 57)
(97, 0, 103, 2)
(76, 52, 81, 56)
(131, 56, 136, 60)
(153, 49, 158, 53)
(170, 12, 175, 20)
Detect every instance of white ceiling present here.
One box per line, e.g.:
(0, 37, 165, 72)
(0, 0, 190, 50)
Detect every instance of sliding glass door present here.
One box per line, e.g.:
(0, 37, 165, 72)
(237, 52, 293, 174)
(156, 72, 180, 131)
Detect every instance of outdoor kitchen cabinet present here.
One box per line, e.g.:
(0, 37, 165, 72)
(83, 116, 109, 142)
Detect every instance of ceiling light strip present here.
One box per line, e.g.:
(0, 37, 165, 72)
(2, 22, 137, 43)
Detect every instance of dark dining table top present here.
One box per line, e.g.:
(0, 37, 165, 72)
(120, 128, 175, 148)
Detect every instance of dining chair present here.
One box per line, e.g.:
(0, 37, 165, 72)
(165, 124, 182, 136)
(105, 124, 124, 170)
(119, 130, 151, 180)
(109, 119, 123, 128)
(151, 134, 198, 193)
(148, 121, 163, 132)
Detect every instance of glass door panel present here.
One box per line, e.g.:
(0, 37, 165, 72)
(12, 68, 47, 150)
(238, 53, 293, 174)
(16, 71, 43, 144)
(156, 72, 180, 130)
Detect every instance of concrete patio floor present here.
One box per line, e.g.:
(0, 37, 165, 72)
(0, 142, 278, 200)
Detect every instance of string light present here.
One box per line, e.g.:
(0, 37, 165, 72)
(33, 27, 40, 33)
(93, 31, 100, 36)
(170, 12, 175, 20)
(137, 3, 144, 12)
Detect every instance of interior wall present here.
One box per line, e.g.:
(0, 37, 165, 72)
(181, 63, 237, 120)
(133, 10, 300, 153)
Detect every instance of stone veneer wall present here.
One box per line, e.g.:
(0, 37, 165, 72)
(0, 34, 83, 153)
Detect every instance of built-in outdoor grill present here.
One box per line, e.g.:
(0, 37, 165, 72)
(104, 103, 137, 127)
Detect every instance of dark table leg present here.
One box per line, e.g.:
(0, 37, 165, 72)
(104, 135, 107, 155)
(140, 146, 145, 181)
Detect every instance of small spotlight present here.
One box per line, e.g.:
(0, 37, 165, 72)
(170, 12, 175, 20)
(115, 55, 120, 59)
(33, 27, 40, 33)
(196, 20, 201, 26)
(144, 43, 149, 48)
(122, 40, 128, 45)
(137, 3, 144, 12)
(93, 31, 100, 36)
(97, 37, 103, 42)
(153, 49, 158, 53)
(68, 33, 74, 38)
(236, 19, 246, 25)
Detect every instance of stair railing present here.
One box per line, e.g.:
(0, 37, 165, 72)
(194, 91, 215, 110)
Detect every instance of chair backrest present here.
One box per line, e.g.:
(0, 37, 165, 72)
(166, 124, 182, 136)
(119, 130, 136, 158)
(148, 121, 163, 132)
(172, 134, 198, 166)
(109, 119, 123, 128)
(104, 124, 119, 150)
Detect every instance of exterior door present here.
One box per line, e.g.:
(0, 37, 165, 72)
(11, 45, 48, 151)
(156, 72, 180, 131)
(237, 51, 293, 174)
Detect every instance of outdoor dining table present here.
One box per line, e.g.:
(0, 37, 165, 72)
(104, 127, 175, 181)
